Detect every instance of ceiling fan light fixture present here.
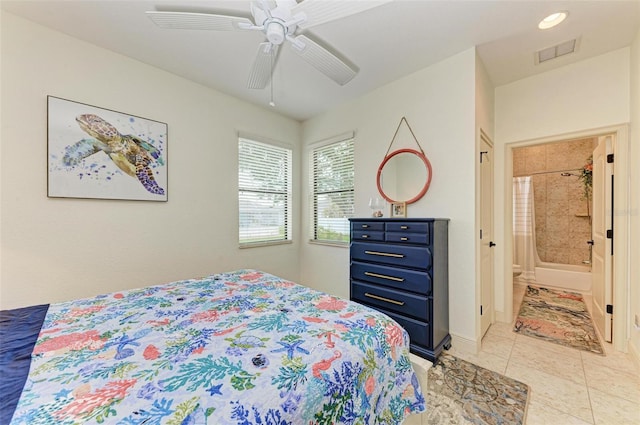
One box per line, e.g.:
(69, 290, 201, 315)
(266, 21, 286, 45)
(538, 11, 568, 30)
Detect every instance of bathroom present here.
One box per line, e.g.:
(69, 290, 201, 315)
(512, 137, 596, 293)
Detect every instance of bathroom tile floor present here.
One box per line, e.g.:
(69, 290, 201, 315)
(445, 283, 640, 424)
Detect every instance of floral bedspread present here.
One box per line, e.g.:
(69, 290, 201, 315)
(10, 270, 425, 424)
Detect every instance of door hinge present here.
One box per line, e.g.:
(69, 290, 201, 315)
(606, 304, 613, 314)
(607, 154, 614, 163)
(480, 305, 483, 315)
(480, 229, 483, 239)
(606, 229, 613, 239)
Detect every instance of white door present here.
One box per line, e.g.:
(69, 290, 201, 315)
(591, 135, 613, 342)
(479, 133, 494, 337)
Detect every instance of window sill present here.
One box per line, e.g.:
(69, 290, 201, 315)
(308, 240, 349, 248)
(239, 240, 292, 249)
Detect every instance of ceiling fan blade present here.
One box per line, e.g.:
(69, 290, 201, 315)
(290, 35, 357, 85)
(247, 42, 279, 89)
(292, 0, 391, 29)
(145, 11, 252, 31)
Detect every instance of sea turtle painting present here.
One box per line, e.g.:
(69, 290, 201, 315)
(62, 114, 165, 195)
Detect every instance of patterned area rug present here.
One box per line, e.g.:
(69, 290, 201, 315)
(426, 354, 529, 425)
(514, 285, 604, 354)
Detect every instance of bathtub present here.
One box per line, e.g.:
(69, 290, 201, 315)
(533, 262, 592, 293)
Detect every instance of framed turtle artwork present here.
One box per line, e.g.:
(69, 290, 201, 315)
(47, 96, 168, 201)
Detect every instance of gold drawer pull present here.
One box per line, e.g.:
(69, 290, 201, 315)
(364, 250, 404, 258)
(400, 237, 408, 241)
(364, 272, 404, 282)
(400, 225, 408, 230)
(365, 293, 405, 306)
(361, 224, 369, 228)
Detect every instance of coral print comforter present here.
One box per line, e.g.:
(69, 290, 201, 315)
(9, 270, 425, 424)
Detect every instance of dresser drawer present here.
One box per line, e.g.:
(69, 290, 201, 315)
(381, 309, 431, 349)
(352, 221, 384, 231)
(385, 232, 428, 245)
(386, 222, 430, 235)
(351, 261, 432, 295)
(352, 230, 384, 242)
(351, 281, 429, 321)
(350, 242, 432, 270)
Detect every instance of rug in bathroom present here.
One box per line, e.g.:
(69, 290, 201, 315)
(514, 285, 605, 354)
(425, 354, 530, 425)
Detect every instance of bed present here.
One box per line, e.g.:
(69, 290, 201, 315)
(1, 270, 425, 424)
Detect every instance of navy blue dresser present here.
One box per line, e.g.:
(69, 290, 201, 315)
(349, 218, 450, 361)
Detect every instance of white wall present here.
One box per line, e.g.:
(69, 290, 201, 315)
(494, 48, 632, 345)
(0, 13, 302, 309)
(300, 49, 479, 347)
(475, 54, 495, 142)
(629, 27, 640, 367)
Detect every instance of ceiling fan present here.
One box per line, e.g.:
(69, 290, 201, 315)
(146, 0, 389, 90)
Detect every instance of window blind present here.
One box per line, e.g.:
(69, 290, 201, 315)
(309, 138, 354, 244)
(239, 137, 292, 246)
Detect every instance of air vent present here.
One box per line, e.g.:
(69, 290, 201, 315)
(535, 38, 578, 64)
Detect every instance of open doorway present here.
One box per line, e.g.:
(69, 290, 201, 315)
(504, 125, 629, 352)
(511, 136, 610, 337)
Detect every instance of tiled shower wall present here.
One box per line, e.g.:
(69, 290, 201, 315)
(513, 138, 596, 266)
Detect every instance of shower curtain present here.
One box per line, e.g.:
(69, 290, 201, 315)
(513, 176, 539, 281)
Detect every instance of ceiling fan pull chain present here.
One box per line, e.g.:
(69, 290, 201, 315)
(269, 50, 275, 107)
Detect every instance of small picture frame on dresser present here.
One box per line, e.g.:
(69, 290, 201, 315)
(390, 202, 406, 217)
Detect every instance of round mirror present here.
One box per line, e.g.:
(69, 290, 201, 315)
(376, 148, 432, 204)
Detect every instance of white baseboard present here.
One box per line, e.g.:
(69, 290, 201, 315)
(495, 310, 510, 323)
(628, 339, 640, 373)
(450, 332, 481, 355)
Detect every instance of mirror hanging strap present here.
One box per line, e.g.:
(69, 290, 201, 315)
(385, 116, 426, 157)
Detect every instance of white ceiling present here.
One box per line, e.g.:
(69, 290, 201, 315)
(2, 0, 638, 121)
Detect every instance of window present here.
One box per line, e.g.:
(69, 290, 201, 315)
(309, 135, 354, 244)
(238, 136, 292, 246)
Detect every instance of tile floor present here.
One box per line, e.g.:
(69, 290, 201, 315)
(408, 283, 640, 424)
